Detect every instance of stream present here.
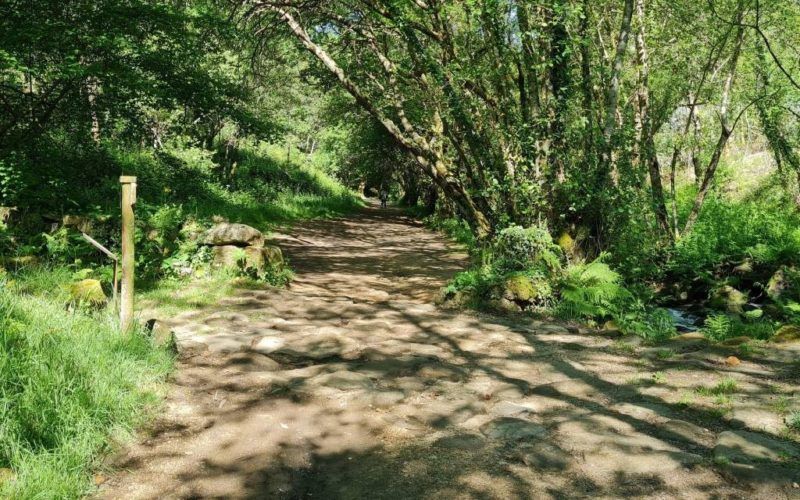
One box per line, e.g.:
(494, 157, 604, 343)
(666, 307, 704, 333)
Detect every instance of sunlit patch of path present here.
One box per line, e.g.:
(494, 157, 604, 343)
(99, 204, 800, 500)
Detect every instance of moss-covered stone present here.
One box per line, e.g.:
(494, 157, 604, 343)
(203, 222, 264, 247)
(502, 275, 551, 304)
(766, 267, 797, 302)
(772, 324, 800, 343)
(709, 285, 748, 314)
(69, 279, 106, 307)
(557, 232, 575, 253)
(212, 244, 284, 273)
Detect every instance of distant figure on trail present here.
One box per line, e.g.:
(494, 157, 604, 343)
(379, 187, 388, 208)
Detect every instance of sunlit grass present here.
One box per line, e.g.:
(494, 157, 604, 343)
(0, 282, 172, 498)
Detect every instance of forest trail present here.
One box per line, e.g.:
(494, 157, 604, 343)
(99, 205, 799, 499)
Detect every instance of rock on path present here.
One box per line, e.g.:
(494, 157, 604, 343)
(99, 205, 800, 500)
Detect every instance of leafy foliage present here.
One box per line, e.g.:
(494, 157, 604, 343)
(556, 253, 627, 320)
(493, 225, 562, 274)
(702, 313, 776, 342)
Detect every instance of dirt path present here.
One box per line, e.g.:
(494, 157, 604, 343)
(100, 205, 800, 499)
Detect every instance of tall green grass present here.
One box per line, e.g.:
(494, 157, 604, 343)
(0, 279, 172, 498)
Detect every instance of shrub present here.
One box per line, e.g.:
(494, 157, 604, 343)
(669, 194, 800, 283)
(787, 412, 800, 431)
(493, 224, 561, 273)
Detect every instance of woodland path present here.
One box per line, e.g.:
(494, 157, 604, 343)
(99, 204, 800, 499)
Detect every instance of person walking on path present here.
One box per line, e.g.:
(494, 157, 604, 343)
(379, 186, 388, 208)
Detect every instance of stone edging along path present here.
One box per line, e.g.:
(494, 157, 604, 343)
(99, 206, 800, 499)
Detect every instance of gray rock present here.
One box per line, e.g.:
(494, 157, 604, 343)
(204, 223, 265, 247)
(661, 419, 713, 444)
(714, 430, 800, 463)
(489, 298, 522, 314)
(709, 286, 748, 314)
(480, 417, 548, 441)
(250, 336, 286, 355)
(149, 320, 175, 348)
(313, 370, 373, 391)
(490, 400, 538, 418)
(212, 244, 283, 273)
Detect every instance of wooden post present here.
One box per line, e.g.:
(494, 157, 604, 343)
(120, 176, 137, 332)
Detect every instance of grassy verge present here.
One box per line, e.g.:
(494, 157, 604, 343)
(0, 277, 172, 498)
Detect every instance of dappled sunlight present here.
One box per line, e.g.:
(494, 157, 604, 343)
(101, 206, 800, 499)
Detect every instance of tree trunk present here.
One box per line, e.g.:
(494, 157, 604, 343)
(682, 14, 746, 235)
(754, 42, 800, 208)
(270, 5, 493, 239)
(601, 0, 635, 186)
(85, 76, 101, 144)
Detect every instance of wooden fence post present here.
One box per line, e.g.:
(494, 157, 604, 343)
(120, 176, 137, 332)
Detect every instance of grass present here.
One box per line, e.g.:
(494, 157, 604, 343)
(138, 273, 269, 317)
(655, 348, 675, 359)
(0, 281, 172, 498)
(772, 396, 791, 415)
(651, 371, 667, 384)
(696, 377, 738, 396)
(787, 412, 800, 432)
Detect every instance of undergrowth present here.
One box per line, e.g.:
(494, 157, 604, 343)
(0, 280, 172, 498)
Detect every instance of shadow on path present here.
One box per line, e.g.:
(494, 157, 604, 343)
(99, 204, 800, 499)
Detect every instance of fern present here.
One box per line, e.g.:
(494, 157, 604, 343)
(557, 253, 627, 320)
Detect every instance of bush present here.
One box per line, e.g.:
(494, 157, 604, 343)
(493, 225, 561, 273)
(669, 194, 800, 283)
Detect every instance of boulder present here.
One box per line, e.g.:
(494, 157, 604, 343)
(146, 319, 176, 349)
(0, 206, 16, 224)
(502, 274, 551, 304)
(488, 297, 522, 314)
(261, 245, 284, 267)
(203, 223, 264, 247)
(733, 259, 753, 274)
(767, 267, 797, 302)
(212, 244, 283, 273)
(772, 324, 800, 343)
(557, 232, 575, 254)
(709, 285, 748, 314)
(666, 332, 709, 352)
(69, 279, 106, 307)
(62, 214, 93, 233)
(601, 319, 623, 337)
(437, 289, 474, 309)
(212, 245, 246, 269)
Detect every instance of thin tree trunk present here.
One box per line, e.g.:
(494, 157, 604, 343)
(601, 0, 635, 186)
(682, 14, 746, 235)
(633, 0, 670, 236)
(754, 42, 800, 207)
(270, 5, 493, 238)
(580, 0, 595, 156)
(85, 76, 101, 144)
